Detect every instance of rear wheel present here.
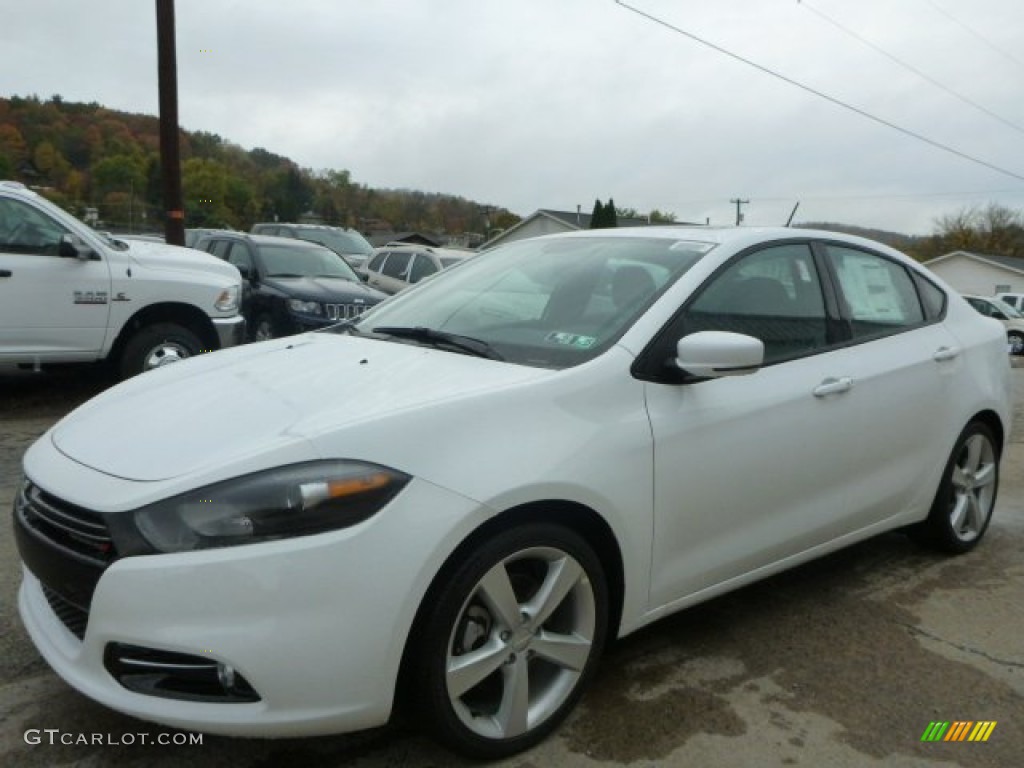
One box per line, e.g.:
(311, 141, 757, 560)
(1008, 331, 1024, 356)
(118, 322, 202, 379)
(913, 422, 999, 554)
(410, 523, 608, 759)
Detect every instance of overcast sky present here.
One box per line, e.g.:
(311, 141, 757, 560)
(4, 0, 1024, 235)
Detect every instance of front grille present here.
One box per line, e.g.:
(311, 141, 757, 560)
(41, 583, 89, 639)
(324, 303, 370, 321)
(14, 479, 117, 641)
(16, 481, 115, 564)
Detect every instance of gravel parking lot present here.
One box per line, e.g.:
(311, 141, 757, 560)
(1, 362, 1022, 767)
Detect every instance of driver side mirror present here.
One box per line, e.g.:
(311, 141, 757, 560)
(58, 234, 95, 261)
(674, 331, 764, 378)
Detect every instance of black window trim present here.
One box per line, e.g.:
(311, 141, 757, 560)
(631, 236, 946, 385)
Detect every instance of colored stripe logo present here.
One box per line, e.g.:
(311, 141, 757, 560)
(921, 721, 997, 742)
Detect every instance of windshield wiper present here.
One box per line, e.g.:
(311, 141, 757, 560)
(372, 326, 504, 361)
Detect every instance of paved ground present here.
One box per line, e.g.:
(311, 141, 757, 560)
(1, 362, 1022, 767)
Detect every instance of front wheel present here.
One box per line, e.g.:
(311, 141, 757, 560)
(118, 322, 202, 379)
(913, 421, 999, 554)
(410, 523, 609, 759)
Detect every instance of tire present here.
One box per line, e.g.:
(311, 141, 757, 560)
(118, 322, 202, 379)
(913, 421, 999, 554)
(252, 314, 276, 343)
(1008, 332, 1024, 356)
(410, 523, 609, 759)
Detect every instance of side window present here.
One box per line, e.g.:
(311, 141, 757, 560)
(826, 245, 924, 339)
(408, 254, 439, 284)
(0, 197, 69, 255)
(225, 243, 254, 273)
(207, 239, 232, 259)
(913, 273, 946, 321)
(681, 244, 828, 364)
(368, 252, 388, 272)
(381, 251, 412, 279)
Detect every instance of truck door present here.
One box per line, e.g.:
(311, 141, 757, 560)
(0, 196, 112, 360)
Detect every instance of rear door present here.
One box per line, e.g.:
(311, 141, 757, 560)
(818, 242, 962, 527)
(0, 196, 111, 360)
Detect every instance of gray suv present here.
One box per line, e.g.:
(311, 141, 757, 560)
(250, 223, 374, 269)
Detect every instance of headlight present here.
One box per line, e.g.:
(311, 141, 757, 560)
(287, 299, 323, 316)
(126, 461, 410, 553)
(214, 284, 240, 313)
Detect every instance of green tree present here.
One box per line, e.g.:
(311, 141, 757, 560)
(606, 198, 618, 228)
(590, 199, 605, 228)
(91, 154, 145, 200)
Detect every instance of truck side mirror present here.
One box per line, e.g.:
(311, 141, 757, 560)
(58, 234, 95, 261)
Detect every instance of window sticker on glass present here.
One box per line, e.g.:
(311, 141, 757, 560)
(546, 332, 597, 349)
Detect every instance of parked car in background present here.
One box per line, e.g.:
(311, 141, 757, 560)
(15, 228, 1013, 756)
(0, 181, 244, 378)
(962, 294, 1024, 354)
(194, 232, 386, 341)
(995, 291, 1024, 312)
(251, 222, 374, 269)
(360, 243, 474, 294)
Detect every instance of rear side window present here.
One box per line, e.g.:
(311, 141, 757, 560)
(381, 251, 412, 279)
(913, 273, 946, 321)
(826, 245, 924, 339)
(409, 254, 439, 283)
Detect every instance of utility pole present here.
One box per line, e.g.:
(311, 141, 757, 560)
(156, 0, 185, 245)
(730, 198, 749, 226)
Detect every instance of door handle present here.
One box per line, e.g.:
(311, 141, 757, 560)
(0, 270, 11, 277)
(933, 346, 960, 362)
(813, 376, 853, 398)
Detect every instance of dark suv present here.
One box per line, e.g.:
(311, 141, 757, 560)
(195, 232, 387, 341)
(250, 223, 374, 269)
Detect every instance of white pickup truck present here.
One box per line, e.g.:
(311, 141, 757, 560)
(0, 181, 244, 378)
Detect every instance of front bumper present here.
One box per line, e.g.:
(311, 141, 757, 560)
(212, 314, 245, 350)
(16, 477, 484, 737)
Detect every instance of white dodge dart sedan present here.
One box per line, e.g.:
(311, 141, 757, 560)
(15, 227, 1012, 758)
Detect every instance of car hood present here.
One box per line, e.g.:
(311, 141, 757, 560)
(124, 240, 240, 282)
(264, 276, 386, 303)
(50, 333, 548, 482)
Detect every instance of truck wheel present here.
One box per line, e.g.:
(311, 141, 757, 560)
(119, 322, 202, 379)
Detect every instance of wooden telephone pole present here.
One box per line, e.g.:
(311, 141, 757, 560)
(156, 0, 185, 245)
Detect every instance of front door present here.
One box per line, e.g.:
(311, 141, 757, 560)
(0, 197, 111, 360)
(644, 242, 864, 609)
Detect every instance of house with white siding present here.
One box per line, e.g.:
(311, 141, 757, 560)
(922, 251, 1024, 296)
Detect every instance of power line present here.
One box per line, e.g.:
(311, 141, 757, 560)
(799, 0, 1024, 137)
(612, 0, 1024, 184)
(924, 0, 1024, 73)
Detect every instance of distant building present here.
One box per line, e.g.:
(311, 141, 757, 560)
(923, 251, 1024, 295)
(479, 208, 688, 250)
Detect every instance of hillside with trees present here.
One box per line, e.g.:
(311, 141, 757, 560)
(0, 94, 520, 239)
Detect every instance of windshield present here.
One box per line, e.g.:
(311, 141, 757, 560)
(259, 244, 360, 280)
(299, 229, 374, 256)
(991, 297, 1023, 318)
(346, 235, 712, 368)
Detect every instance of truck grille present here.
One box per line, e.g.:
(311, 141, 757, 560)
(324, 303, 370, 321)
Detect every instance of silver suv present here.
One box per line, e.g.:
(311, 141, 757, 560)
(250, 223, 374, 268)
(359, 244, 473, 294)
